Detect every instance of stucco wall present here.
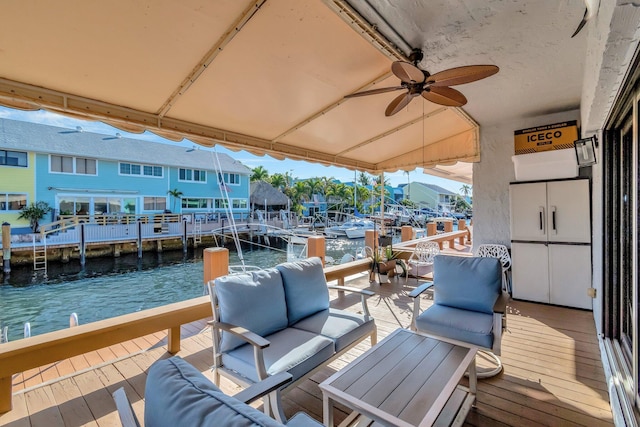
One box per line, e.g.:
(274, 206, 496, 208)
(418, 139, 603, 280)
(473, 109, 580, 248)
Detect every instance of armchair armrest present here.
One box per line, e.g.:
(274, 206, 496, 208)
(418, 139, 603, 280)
(493, 291, 510, 314)
(112, 387, 141, 427)
(233, 372, 293, 404)
(208, 321, 270, 349)
(327, 285, 375, 317)
(409, 282, 434, 331)
(408, 281, 434, 298)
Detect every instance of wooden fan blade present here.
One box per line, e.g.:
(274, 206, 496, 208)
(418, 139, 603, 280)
(385, 92, 413, 116)
(344, 86, 404, 98)
(391, 61, 426, 84)
(428, 65, 499, 87)
(422, 86, 467, 107)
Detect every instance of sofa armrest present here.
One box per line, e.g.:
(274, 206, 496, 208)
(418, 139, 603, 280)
(327, 285, 374, 296)
(493, 291, 510, 314)
(208, 321, 270, 349)
(209, 320, 271, 380)
(233, 372, 293, 405)
(327, 285, 374, 317)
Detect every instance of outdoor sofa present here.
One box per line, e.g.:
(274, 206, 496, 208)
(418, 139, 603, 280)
(208, 256, 377, 419)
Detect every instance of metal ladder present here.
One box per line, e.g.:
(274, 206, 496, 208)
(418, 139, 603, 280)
(193, 218, 202, 246)
(33, 235, 47, 274)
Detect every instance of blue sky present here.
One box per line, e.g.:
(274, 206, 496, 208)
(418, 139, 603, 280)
(0, 106, 466, 193)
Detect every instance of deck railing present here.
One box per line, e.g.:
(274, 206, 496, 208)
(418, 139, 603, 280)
(0, 259, 372, 413)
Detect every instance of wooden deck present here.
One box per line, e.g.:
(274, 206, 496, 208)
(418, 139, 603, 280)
(0, 270, 612, 426)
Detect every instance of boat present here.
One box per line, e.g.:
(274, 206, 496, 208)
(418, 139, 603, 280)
(343, 220, 376, 239)
(325, 219, 375, 237)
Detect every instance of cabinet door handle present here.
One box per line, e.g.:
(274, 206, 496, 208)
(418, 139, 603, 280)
(551, 206, 557, 233)
(539, 207, 545, 234)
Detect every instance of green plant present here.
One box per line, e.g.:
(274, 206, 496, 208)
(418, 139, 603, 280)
(18, 201, 52, 232)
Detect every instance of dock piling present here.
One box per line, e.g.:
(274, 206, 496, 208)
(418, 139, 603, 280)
(2, 223, 11, 275)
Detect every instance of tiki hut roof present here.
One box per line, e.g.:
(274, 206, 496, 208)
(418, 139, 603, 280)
(250, 181, 290, 207)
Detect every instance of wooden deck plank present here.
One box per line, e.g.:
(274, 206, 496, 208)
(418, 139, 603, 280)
(71, 371, 120, 427)
(0, 393, 29, 427)
(24, 387, 65, 427)
(0, 269, 614, 427)
(49, 377, 98, 427)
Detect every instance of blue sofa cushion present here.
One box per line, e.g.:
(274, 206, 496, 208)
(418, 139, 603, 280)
(433, 255, 501, 314)
(215, 269, 288, 352)
(276, 257, 330, 325)
(222, 328, 335, 383)
(144, 356, 283, 427)
(291, 308, 375, 352)
(415, 304, 494, 349)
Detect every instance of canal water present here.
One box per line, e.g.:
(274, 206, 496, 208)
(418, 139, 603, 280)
(0, 237, 376, 342)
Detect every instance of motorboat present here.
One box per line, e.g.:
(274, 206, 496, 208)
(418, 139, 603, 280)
(343, 220, 376, 239)
(325, 219, 375, 237)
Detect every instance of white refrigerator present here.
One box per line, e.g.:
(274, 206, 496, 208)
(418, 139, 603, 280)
(509, 178, 592, 309)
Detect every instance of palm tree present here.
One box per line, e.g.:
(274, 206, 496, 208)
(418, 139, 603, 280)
(18, 201, 52, 232)
(357, 172, 371, 187)
(250, 166, 269, 182)
(167, 188, 183, 213)
(460, 184, 472, 198)
(270, 173, 287, 190)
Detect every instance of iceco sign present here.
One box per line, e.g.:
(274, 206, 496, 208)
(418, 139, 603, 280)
(514, 120, 578, 155)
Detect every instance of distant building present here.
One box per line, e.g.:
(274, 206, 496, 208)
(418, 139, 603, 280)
(403, 182, 455, 211)
(0, 119, 251, 232)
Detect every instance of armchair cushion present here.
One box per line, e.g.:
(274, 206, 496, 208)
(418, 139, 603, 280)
(276, 257, 330, 325)
(215, 269, 288, 352)
(145, 357, 283, 427)
(433, 255, 502, 314)
(222, 328, 335, 383)
(415, 304, 494, 349)
(291, 308, 375, 352)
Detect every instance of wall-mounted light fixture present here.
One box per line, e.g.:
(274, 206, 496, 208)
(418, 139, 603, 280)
(573, 135, 597, 167)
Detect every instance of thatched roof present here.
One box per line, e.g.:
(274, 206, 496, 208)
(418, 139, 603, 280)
(250, 181, 290, 207)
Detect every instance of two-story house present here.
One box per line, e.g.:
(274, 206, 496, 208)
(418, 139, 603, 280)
(0, 119, 251, 232)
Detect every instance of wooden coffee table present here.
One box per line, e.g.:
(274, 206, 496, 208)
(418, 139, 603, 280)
(319, 329, 477, 427)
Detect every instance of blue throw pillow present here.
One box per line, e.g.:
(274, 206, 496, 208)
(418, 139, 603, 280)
(276, 257, 330, 325)
(433, 255, 501, 314)
(215, 268, 288, 352)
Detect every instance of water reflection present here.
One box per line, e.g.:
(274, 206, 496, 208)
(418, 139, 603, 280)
(0, 238, 372, 341)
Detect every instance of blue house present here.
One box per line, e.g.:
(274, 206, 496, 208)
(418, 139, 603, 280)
(0, 119, 251, 229)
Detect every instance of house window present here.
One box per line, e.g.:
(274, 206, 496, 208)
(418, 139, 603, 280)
(214, 199, 229, 209)
(50, 155, 97, 175)
(219, 173, 240, 185)
(182, 198, 210, 209)
(0, 193, 27, 211)
(119, 162, 163, 177)
(232, 199, 248, 209)
(0, 150, 27, 167)
(179, 168, 206, 183)
(143, 197, 167, 211)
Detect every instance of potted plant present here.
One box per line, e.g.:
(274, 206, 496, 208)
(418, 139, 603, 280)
(18, 201, 52, 233)
(369, 245, 397, 283)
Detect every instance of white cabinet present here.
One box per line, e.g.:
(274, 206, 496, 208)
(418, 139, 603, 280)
(510, 180, 590, 243)
(512, 243, 592, 309)
(510, 179, 592, 309)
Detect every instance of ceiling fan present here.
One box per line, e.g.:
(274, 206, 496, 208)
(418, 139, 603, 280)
(345, 49, 499, 116)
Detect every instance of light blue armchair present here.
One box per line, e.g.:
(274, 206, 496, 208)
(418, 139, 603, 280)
(112, 356, 322, 427)
(409, 255, 509, 378)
